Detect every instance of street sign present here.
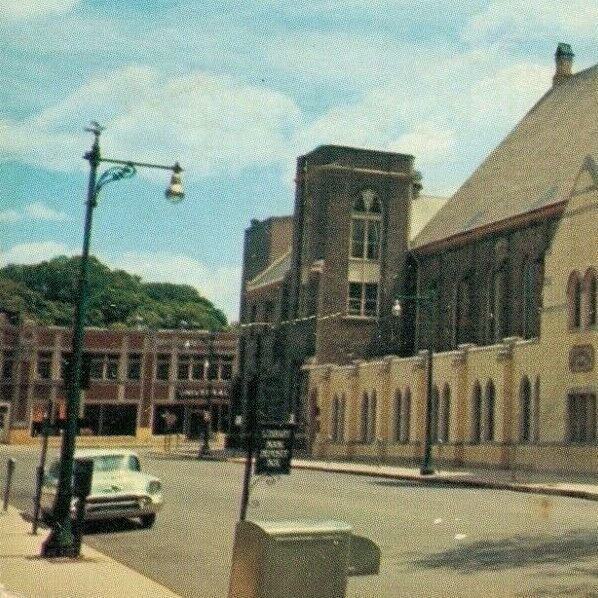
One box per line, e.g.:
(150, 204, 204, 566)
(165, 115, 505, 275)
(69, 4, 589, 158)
(255, 423, 295, 475)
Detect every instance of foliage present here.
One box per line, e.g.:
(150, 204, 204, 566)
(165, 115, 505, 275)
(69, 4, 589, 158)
(0, 256, 227, 331)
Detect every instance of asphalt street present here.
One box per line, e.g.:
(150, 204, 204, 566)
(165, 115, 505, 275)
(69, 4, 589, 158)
(3, 445, 597, 598)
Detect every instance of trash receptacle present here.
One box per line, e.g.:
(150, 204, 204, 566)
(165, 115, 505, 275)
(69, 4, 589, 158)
(228, 519, 353, 598)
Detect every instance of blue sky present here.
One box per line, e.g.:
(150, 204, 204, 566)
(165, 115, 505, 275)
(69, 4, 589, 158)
(1, 1, 596, 322)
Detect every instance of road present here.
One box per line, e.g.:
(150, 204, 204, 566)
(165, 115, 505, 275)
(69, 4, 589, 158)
(3, 445, 597, 598)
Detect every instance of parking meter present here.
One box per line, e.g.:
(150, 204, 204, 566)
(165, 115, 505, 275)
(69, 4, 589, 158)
(72, 458, 94, 555)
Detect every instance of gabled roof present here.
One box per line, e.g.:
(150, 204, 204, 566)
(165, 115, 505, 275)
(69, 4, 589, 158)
(413, 62, 598, 250)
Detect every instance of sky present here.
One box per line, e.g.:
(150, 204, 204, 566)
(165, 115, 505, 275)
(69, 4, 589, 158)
(1, 1, 596, 323)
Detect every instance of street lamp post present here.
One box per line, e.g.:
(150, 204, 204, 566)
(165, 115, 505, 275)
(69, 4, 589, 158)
(199, 331, 215, 457)
(41, 123, 184, 558)
(391, 296, 436, 476)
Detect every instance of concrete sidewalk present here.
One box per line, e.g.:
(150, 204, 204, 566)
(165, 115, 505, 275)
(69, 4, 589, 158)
(0, 506, 181, 598)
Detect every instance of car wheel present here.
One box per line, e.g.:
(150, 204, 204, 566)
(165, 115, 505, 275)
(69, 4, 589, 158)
(140, 514, 156, 529)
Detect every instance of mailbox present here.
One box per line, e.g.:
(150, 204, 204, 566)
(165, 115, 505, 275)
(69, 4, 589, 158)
(228, 519, 380, 598)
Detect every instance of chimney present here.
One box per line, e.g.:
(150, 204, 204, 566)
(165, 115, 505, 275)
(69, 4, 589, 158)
(553, 43, 574, 85)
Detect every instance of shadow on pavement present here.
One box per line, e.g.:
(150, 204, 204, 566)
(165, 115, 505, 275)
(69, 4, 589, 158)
(413, 528, 598, 572)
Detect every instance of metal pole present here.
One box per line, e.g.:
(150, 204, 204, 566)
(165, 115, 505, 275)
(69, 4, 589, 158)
(41, 129, 100, 558)
(199, 331, 215, 457)
(420, 348, 435, 475)
(239, 375, 258, 521)
(3, 458, 16, 511)
(32, 399, 52, 534)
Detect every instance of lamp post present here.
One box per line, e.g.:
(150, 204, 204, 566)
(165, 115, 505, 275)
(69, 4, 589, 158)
(41, 123, 184, 558)
(391, 295, 436, 476)
(199, 331, 215, 457)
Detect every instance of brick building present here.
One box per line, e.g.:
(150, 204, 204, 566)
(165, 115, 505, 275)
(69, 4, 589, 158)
(0, 317, 238, 444)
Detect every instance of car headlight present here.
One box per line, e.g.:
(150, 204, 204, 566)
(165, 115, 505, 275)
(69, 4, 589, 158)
(147, 480, 162, 495)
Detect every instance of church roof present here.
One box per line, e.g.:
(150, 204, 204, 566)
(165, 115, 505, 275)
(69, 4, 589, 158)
(413, 60, 598, 250)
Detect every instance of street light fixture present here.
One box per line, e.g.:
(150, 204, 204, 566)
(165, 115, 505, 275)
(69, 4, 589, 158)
(391, 295, 436, 476)
(41, 123, 184, 558)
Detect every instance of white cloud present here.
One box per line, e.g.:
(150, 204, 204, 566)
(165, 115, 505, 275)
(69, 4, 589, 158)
(107, 251, 241, 322)
(0, 66, 302, 180)
(0, 0, 79, 20)
(0, 202, 68, 222)
(464, 1, 598, 42)
(0, 210, 20, 223)
(0, 241, 75, 265)
(388, 124, 457, 164)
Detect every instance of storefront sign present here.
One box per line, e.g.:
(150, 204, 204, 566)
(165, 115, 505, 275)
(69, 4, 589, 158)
(255, 423, 295, 475)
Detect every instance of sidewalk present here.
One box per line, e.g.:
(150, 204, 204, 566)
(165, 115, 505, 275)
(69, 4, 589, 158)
(0, 506, 181, 598)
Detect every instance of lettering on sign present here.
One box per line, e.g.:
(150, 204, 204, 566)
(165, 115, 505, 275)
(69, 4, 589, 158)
(255, 423, 296, 476)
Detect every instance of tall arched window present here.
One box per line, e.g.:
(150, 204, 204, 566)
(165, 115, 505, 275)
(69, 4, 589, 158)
(533, 377, 540, 443)
(522, 259, 542, 339)
(331, 394, 341, 442)
(369, 391, 377, 443)
(393, 390, 402, 442)
(488, 266, 508, 343)
(584, 268, 597, 328)
(438, 384, 451, 443)
(431, 385, 440, 442)
(519, 376, 532, 443)
(348, 190, 382, 318)
(483, 380, 496, 442)
(453, 277, 471, 348)
(350, 190, 382, 260)
(360, 392, 369, 443)
(567, 271, 582, 329)
(471, 381, 482, 443)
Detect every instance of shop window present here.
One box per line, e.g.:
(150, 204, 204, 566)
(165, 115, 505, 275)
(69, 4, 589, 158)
(82, 403, 138, 436)
(36, 351, 53, 380)
(1, 351, 14, 380)
(89, 353, 119, 380)
(127, 353, 141, 380)
(156, 353, 170, 381)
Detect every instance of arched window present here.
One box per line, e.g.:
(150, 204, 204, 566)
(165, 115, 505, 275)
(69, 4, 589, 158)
(584, 268, 597, 329)
(488, 266, 508, 343)
(360, 392, 369, 443)
(483, 380, 496, 442)
(431, 385, 440, 442)
(399, 388, 411, 443)
(393, 390, 402, 442)
(471, 381, 482, 443)
(519, 376, 532, 443)
(331, 395, 341, 442)
(522, 259, 542, 339)
(453, 277, 471, 348)
(533, 377, 540, 442)
(438, 384, 451, 443)
(567, 271, 582, 329)
(369, 391, 377, 443)
(350, 190, 382, 261)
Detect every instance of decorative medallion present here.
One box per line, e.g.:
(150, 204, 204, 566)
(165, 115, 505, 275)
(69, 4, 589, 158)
(568, 344, 595, 373)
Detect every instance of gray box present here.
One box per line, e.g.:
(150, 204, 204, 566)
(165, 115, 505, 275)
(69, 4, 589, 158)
(228, 519, 353, 598)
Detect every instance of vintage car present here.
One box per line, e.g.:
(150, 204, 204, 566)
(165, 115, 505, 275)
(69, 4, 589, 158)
(41, 449, 163, 528)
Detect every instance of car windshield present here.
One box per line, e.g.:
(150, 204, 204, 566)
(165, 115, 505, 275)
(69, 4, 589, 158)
(47, 454, 141, 478)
